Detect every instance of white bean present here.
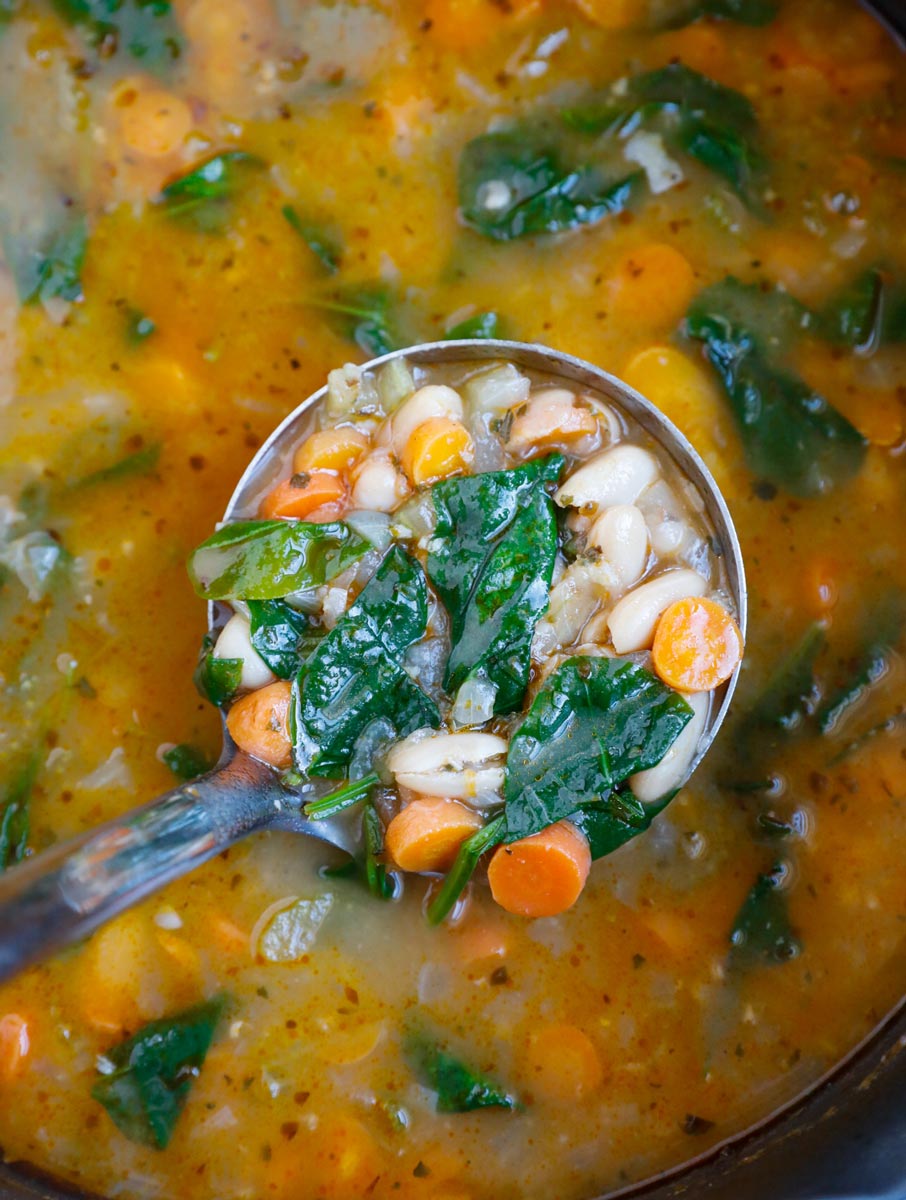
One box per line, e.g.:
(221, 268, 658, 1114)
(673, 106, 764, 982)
(587, 504, 649, 591)
(351, 454, 410, 512)
(534, 558, 618, 654)
(391, 384, 463, 454)
(607, 568, 707, 653)
(555, 444, 660, 513)
(387, 729, 507, 805)
(213, 613, 275, 690)
(506, 388, 598, 452)
(629, 691, 710, 803)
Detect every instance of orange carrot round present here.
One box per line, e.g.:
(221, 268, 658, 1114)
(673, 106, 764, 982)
(260, 471, 347, 520)
(401, 417, 474, 487)
(652, 596, 743, 692)
(487, 821, 591, 918)
(523, 1023, 604, 1103)
(293, 427, 369, 475)
(0, 1014, 30, 1083)
(226, 681, 293, 768)
(385, 797, 483, 873)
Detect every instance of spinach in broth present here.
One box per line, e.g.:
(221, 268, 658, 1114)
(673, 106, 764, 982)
(0, 1, 903, 1199)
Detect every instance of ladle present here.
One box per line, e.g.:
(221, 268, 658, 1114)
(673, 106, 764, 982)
(0, 340, 747, 985)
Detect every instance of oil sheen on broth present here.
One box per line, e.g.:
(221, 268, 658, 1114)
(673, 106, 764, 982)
(0, 0, 904, 1198)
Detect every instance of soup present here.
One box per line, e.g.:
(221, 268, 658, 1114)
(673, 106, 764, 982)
(0, 0, 904, 1197)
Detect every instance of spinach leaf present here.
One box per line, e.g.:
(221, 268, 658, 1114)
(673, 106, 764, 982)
(0, 754, 39, 871)
(162, 743, 213, 781)
(564, 65, 764, 204)
(427, 456, 562, 715)
(503, 656, 692, 842)
(818, 266, 906, 352)
(729, 865, 800, 967)
(193, 632, 242, 708)
(406, 1032, 518, 1113)
(92, 997, 225, 1148)
(160, 153, 266, 233)
(658, 0, 778, 28)
(76, 443, 161, 489)
(445, 312, 501, 340)
(570, 789, 672, 861)
(52, 0, 181, 65)
(307, 287, 397, 356)
(188, 519, 367, 601)
(282, 205, 341, 274)
(292, 545, 440, 777)
(459, 129, 642, 241)
(427, 815, 506, 925)
(817, 593, 904, 734)
(247, 598, 315, 679)
(686, 279, 867, 496)
(6, 212, 87, 306)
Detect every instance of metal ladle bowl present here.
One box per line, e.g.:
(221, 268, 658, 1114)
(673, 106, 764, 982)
(0, 340, 746, 985)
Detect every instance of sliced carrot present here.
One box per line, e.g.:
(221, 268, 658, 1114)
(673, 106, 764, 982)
(401, 417, 474, 487)
(803, 555, 840, 616)
(115, 84, 192, 159)
(226, 680, 293, 768)
(488, 821, 591, 918)
(452, 913, 509, 964)
(293, 427, 369, 475)
(309, 1115, 382, 1193)
(423, 0, 540, 50)
(385, 797, 483, 873)
(652, 596, 743, 692)
(0, 1014, 30, 1082)
(523, 1023, 603, 1104)
(607, 243, 697, 332)
(259, 471, 347, 520)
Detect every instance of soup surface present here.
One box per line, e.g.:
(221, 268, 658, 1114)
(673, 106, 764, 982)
(0, 0, 905, 1197)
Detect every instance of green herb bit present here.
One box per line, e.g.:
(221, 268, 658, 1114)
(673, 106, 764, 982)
(282, 205, 341, 273)
(92, 997, 226, 1149)
(444, 312, 501, 340)
(406, 1031, 518, 1113)
(0, 753, 40, 871)
(52, 0, 182, 66)
(160, 152, 266, 233)
(363, 802, 395, 900)
(6, 213, 87, 306)
(125, 308, 157, 343)
(304, 772, 379, 820)
(306, 287, 398, 356)
(729, 864, 801, 968)
(657, 0, 778, 31)
(76, 443, 161, 489)
(427, 815, 505, 926)
(162, 743, 214, 781)
(247, 598, 316, 680)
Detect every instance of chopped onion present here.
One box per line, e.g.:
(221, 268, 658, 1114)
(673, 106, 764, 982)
(403, 637, 448, 701)
(374, 357, 415, 412)
(322, 586, 349, 629)
(451, 673, 498, 728)
(469, 412, 506, 473)
(79, 747, 132, 791)
(623, 131, 684, 195)
(350, 716, 397, 781)
(250, 893, 334, 963)
(345, 509, 392, 550)
(462, 363, 530, 414)
(392, 492, 437, 540)
(282, 589, 321, 613)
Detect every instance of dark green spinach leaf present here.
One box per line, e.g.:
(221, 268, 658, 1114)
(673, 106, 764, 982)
(459, 129, 642, 241)
(503, 656, 692, 842)
(818, 266, 906, 352)
(729, 865, 800, 967)
(188, 519, 367, 601)
(0, 754, 39, 871)
(193, 632, 242, 708)
(817, 593, 904, 734)
(445, 312, 501, 340)
(427, 456, 562, 715)
(658, 0, 778, 28)
(406, 1032, 518, 1113)
(307, 287, 398, 356)
(246, 598, 316, 679)
(292, 545, 439, 777)
(686, 279, 867, 496)
(282, 204, 341, 273)
(160, 152, 265, 233)
(570, 789, 672, 861)
(162, 743, 213, 781)
(52, 0, 182, 65)
(76, 443, 161, 489)
(92, 997, 225, 1148)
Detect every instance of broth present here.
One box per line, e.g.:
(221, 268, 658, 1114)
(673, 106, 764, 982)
(0, 1, 904, 1198)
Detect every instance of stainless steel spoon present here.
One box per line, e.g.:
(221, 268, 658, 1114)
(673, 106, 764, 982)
(0, 339, 747, 985)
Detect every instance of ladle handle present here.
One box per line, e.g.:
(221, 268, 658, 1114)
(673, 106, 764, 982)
(0, 752, 283, 985)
